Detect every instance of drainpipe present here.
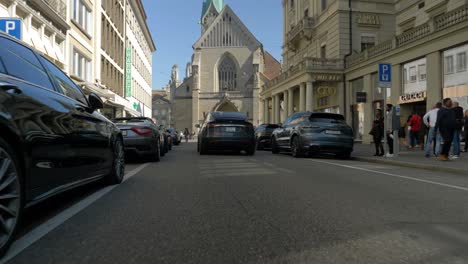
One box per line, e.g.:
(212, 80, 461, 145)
(343, 0, 353, 123)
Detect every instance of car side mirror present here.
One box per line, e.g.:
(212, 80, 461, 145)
(88, 93, 103, 112)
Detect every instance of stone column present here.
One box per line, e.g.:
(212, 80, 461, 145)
(272, 96, 277, 124)
(274, 94, 281, 123)
(288, 87, 294, 115)
(264, 99, 269, 124)
(391, 64, 402, 107)
(426, 51, 443, 111)
(362, 74, 374, 144)
(306, 81, 314, 111)
(283, 90, 289, 121)
(192, 66, 200, 133)
(299, 83, 306, 111)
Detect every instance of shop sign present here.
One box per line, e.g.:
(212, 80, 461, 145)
(399, 91, 427, 104)
(313, 74, 342, 82)
(125, 48, 132, 98)
(356, 92, 367, 103)
(318, 96, 330, 108)
(357, 14, 381, 26)
(316, 87, 336, 97)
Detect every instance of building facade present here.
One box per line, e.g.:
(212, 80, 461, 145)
(345, 0, 468, 143)
(152, 90, 172, 128)
(173, 0, 280, 132)
(125, 0, 156, 118)
(260, 0, 395, 127)
(0, 0, 68, 70)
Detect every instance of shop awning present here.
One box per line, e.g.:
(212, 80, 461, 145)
(78, 82, 112, 99)
(104, 97, 142, 117)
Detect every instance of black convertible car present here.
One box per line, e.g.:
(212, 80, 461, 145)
(0, 32, 124, 256)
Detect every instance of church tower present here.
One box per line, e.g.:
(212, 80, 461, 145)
(201, 0, 224, 33)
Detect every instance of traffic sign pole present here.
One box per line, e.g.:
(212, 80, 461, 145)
(379, 63, 392, 158)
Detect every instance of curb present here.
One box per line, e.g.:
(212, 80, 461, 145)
(353, 156, 468, 176)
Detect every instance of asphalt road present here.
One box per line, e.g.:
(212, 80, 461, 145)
(4, 143, 468, 264)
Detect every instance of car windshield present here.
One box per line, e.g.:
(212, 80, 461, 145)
(4, 0, 468, 263)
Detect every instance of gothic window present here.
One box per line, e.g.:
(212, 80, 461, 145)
(218, 56, 237, 91)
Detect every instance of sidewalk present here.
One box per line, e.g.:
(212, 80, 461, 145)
(353, 143, 468, 176)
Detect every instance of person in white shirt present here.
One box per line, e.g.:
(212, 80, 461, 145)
(423, 102, 442, 157)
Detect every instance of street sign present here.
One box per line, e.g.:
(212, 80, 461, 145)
(0, 18, 22, 39)
(125, 48, 132, 98)
(379, 63, 392, 83)
(356, 92, 367, 103)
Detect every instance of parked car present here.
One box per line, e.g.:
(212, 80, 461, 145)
(167, 128, 181, 145)
(271, 112, 353, 158)
(112, 117, 162, 161)
(255, 124, 280, 150)
(158, 125, 170, 154)
(0, 32, 125, 256)
(197, 112, 256, 155)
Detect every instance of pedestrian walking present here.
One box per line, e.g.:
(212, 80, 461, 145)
(385, 104, 394, 157)
(408, 111, 422, 149)
(464, 110, 468, 153)
(423, 102, 442, 158)
(451, 102, 464, 158)
(184, 128, 190, 143)
(435, 98, 456, 161)
(369, 110, 384, 156)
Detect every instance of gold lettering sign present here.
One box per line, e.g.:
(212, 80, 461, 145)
(314, 74, 342, 82)
(357, 14, 381, 25)
(399, 91, 427, 104)
(316, 87, 337, 97)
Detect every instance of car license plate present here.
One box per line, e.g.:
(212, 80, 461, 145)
(225, 127, 236, 132)
(325, 130, 341, 135)
(122, 130, 128, 136)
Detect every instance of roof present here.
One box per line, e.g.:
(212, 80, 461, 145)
(201, 0, 224, 19)
(210, 112, 248, 121)
(262, 51, 282, 81)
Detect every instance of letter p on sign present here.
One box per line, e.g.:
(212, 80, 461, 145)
(0, 18, 22, 39)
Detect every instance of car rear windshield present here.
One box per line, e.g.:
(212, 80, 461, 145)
(266, 124, 280, 129)
(309, 113, 345, 123)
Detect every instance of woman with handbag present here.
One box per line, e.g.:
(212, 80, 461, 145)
(370, 111, 384, 156)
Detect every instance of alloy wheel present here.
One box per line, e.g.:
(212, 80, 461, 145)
(292, 137, 301, 158)
(114, 140, 125, 181)
(0, 147, 21, 248)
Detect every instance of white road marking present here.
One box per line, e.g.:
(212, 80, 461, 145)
(0, 163, 151, 264)
(310, 159, 468, 192)
(276, 168, 295, 174)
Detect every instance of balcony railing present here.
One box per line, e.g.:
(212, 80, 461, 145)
(287, 16, 315, 44)
(40, 0, 67, 20)
(264, 57, 344, 88)
(347, 4, 468, 68)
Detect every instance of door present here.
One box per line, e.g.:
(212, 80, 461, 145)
(0, 36, 79, 199)
(39, 57, 112, 181)
(277, 115, 295, 147)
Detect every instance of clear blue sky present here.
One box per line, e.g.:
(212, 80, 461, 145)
(141, 0, 283, 90)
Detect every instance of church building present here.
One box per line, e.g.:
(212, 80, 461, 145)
(172, 0, 281, 132)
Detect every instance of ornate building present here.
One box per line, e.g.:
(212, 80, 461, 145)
(172, 0, 280, 132)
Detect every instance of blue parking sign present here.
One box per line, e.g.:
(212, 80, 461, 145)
(379, 63, 392, 83)
(0, 18, 22, 39)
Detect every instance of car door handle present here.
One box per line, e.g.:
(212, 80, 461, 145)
(0, 83, 22, 94)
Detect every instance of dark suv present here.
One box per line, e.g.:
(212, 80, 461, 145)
(255, 124, 280, 150)
(0, 33, 124, 255)
(271, 112, 354, 158)
(197, 112, 255, 155)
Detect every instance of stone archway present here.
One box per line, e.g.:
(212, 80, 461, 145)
(213, 98, 239, 112)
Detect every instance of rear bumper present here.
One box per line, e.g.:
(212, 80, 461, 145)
(257, 136, 272, 148)
(302, 138, 353, 154)
(123, 137, 157, 156)
(202, 137, 255, 151)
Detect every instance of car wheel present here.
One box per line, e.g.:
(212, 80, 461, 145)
(151, 140, 161, 162)
(246, 147, 256, 156)
(337, 151, 352, 160)
(199, 141, 207, 155)
(291, 136, 302, 158)
(256, 141, 263, 151)
(104, 137, 125, 185)
(271, 137, 279, 154)
(0, 137, 23, 257)
(160, 142, 166, 157)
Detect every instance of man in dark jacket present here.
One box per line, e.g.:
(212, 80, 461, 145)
(435, 98, 456, 161)
(451, 102, 464, 158)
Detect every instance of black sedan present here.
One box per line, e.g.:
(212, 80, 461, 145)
(197, 112, 256, 155)
(271, 112, 354, 158)
(0, 33, 124, 256)
(255, 124, 280, 150)
(112, 117, 162, 162)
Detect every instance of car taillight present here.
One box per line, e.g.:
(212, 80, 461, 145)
(131, 127, 153, 136)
